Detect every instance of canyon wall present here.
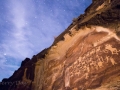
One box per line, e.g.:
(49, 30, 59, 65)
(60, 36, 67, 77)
(0, 0, 120, 90)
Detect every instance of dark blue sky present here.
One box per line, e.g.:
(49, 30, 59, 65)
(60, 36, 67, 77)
(0, 0, 92, 81)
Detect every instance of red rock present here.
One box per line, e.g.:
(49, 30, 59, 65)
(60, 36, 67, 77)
(0, 0, 120, 90)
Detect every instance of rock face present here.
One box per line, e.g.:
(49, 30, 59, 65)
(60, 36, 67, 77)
(0, 0, 120, 90)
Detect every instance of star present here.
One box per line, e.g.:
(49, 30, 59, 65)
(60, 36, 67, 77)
(4, 53, 6, 56)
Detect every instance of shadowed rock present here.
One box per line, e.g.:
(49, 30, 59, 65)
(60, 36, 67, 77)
(0, 0, 120, 90)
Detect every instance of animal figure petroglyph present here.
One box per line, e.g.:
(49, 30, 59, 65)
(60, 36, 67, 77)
(105, 44, 119, 55)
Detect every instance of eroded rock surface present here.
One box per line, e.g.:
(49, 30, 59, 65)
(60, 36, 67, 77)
(0, 0, 120, 90)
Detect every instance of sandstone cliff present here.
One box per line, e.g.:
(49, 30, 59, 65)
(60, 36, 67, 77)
(0, 0, 120, 90)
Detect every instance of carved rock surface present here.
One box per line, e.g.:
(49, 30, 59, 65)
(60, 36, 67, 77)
(0, 0, 120, 90)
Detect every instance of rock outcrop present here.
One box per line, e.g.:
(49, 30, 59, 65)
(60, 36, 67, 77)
(0, 0, 120, 90)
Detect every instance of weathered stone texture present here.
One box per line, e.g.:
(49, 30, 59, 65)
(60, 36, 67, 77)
(0, 0, 120, 90)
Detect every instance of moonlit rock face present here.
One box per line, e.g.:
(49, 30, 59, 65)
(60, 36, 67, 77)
(0, 0, 120, 90)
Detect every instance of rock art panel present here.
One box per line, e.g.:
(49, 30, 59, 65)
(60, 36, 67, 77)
(1, 0, 120, 90)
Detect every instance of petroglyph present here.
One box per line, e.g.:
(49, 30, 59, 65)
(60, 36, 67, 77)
(75, 72, 80, 77)
(110, 57, 117, 65)
(105, 44, 119, 55)
(70, 71, 74, 77)
(106, 56, 109, 63)
(96, 46, 101, 52)
(98, 61, 103, 68)
(95, 65, 99, 70)
(89, 49, 95, 55)
(105, 56, 117, 65)
(67, 41, 119, 81)
(100, 56, 104, 62)
(78, 57, 82, 62)
(74, 60, 78, 66)
(96, 55, 100, 61)
(90, 60, 95, 67)
(85, 73, 89, 79)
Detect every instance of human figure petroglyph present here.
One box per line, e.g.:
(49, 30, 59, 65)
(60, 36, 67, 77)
(105, 44, 119, 55)
(106, 56, 109, 63)
(87, 66, 90, 72)
(96, 55, 100, 61)
(100, 56, 104, 62)
(110, 57, 117, 65)
(96, 55, 104, 62)
(78, 57, 82, 62)
(105, 55, 117, 65)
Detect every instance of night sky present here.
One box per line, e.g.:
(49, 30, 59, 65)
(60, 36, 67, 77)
(0, 0, 92, 81)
